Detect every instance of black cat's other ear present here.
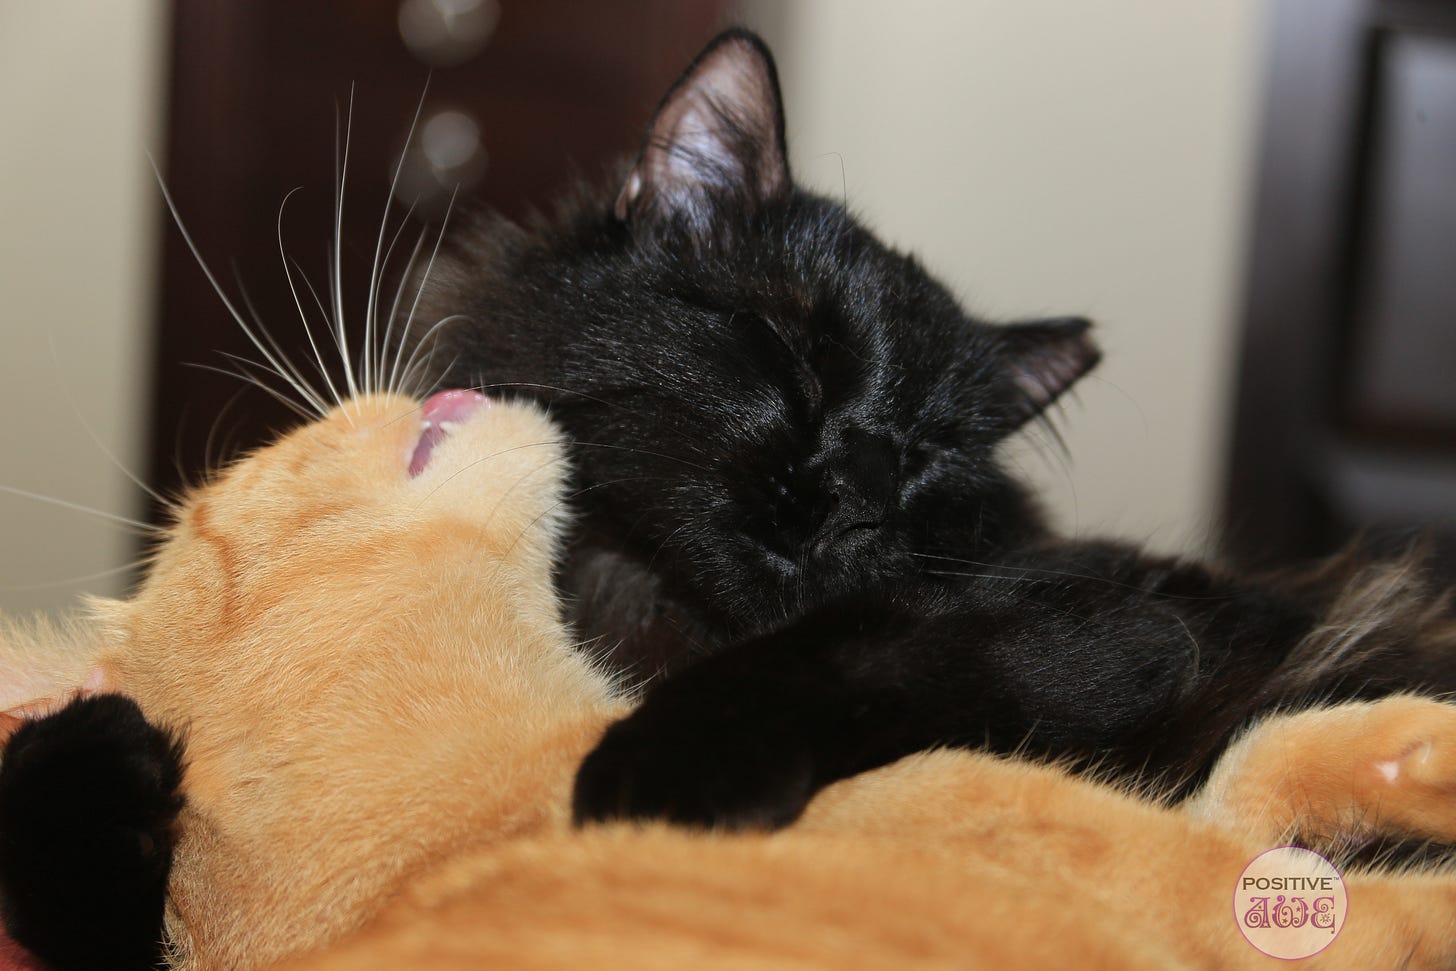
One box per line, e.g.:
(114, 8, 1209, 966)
(615, 28, 790, 228)
(998, 317, 1100, 428)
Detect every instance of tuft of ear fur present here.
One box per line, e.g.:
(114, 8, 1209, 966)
(998, 317, 1100, 429)
(614, 28, 789, 228)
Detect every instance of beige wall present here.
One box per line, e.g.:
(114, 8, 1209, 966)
(0, 0, 164, 614)
(743, 0, 1264, 553)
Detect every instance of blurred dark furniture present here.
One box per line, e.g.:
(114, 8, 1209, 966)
(1225, 0, 1456, 568)
(148, 0, 729, 518)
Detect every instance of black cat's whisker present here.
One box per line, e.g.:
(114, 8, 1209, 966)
(1033, 407, 1073, 463)
(498, 476, 676, 569)
(919, 567, 1057, 586)
(1173, 615, 1202, 675)
(152, 159, 331, 418)
(0, 485, 163, 536)
(479, 459, 568, 539)
(918, 567, 1106, 628)
(570, 635, 641, 697)
(566, 440, 711, 475)
(460, 381, 707, 456)
(1084, 372, 1151, 438)
(277, 187, 346, 412)
(480, 460, 570, 544)
(643, 521, 692, 577)
(911, 553, 1236, 602)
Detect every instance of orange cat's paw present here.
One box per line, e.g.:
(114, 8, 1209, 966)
(1190, 695, 1456, 845)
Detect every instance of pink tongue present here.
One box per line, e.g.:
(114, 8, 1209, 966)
(409, 390, 490, 477)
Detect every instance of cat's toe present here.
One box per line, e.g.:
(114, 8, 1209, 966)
(0, 693, 185, 971)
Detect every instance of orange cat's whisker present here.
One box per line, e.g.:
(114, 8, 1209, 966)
(0, 485, 162, 536)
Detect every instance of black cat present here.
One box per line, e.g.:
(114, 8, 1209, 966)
(415, 29, 1456, 826)
(426, 30, 1099, 677)
(4, 26, 1455, 971)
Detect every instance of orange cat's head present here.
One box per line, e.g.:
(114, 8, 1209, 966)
(10, 391, 621, 969)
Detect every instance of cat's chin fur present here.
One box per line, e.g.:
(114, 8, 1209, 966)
(1, 392, 628, 970)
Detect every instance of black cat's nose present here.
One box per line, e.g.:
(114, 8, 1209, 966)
(805, 430, 897, 554)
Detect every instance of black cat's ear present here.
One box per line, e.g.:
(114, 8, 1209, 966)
(615, 29, 790, 228)
(998, 317, 1100, 428)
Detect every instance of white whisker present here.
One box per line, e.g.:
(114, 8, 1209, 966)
(397, 314, 467, 396)
(45, 336, 173, 514)
(0, 559, 155, 594)
(412, 441, 567, 510)
(150, 158, 330, 417)
(332, 88, 360, 403)
(188, 360, 316, 422)
(286, 253, 351, 390)
(277, 186, 345, 411)
(392, 186, 458, 395)
(0, 485, 162, 535)
(232, 270, 327, 418)
(367, 81, 430, 395)
(382, 226, 426, 395)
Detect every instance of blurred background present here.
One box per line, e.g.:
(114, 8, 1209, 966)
(0, 0, 1452, 615)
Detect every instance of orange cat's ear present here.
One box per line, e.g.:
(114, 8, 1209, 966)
(0, 613, 114, 745)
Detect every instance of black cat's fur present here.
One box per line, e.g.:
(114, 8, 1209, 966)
(415, 29, 1456, 826)
(425, 31, 1099, 677)
(4, 26, 1456, 971)
(0, 695, 182, 971)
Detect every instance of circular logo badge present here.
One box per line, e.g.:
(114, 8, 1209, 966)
(1234, 847, 1347, 959)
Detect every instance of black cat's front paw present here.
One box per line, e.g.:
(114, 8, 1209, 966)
(571, 710, 815, 831)
(0, 693, 185, 971)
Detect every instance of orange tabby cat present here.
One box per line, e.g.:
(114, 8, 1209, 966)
(5, 390, 1456, 970)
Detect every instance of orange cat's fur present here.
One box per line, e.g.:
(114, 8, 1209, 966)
(5, 392, 1456, 970)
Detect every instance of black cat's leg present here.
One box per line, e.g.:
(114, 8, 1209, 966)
(572, 593, 1182, 829)
(570, 602, 1011, 829)
(0, 694, 184, 971)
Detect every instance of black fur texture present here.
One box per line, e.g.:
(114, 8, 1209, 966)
(0, 33, 1452, 963)
(428, 30, 1098, 677)
(416, 29, 1456, 829)
(0, 694, 183, 971)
